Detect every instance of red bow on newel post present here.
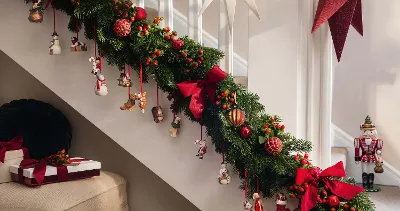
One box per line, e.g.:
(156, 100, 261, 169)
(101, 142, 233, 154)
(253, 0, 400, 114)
(0, 136, 29, 163)
(295, 161, 365, 211)
(177, 65, 227, 119)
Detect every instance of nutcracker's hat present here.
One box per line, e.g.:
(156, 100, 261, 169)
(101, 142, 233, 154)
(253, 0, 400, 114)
(360, 115, 375, 130)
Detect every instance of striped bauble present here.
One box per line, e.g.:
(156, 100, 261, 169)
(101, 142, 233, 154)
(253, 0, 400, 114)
(227, 108, 245, 127)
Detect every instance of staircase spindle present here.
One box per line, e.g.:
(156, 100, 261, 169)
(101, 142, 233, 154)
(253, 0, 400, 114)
(188, 0, 202, 43)
(158, 0, 174, 30)
(218, 0, 234, 75)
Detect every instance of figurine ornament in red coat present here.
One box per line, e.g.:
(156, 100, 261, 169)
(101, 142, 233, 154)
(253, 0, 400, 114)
(276, 193, 290, 211)
(354, 115, 383, 192)
(253, 193, 264, 211)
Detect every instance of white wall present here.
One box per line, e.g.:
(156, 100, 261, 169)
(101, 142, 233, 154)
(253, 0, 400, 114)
(332, 0, 400, 171)
(0, 50, 199, 211)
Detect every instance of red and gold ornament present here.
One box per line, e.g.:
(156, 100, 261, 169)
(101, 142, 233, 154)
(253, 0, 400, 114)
(240, 126, 251, 138)
(227, 108, 245, 127)
(264, 137, 283, 155)
(114, 19, 131, 37)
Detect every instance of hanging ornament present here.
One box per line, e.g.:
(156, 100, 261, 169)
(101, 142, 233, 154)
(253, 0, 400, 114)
(89, 57, 101, 76)
(228, 108, 245, 127)
(265, 137, 283, 156)
(134, 7, 147, 21)
(242, 169, 253, 211)
(217, 164, 230, 185)
(194, 126, 207, 159)
(253, 193, 264, 211)
(151, 106, 164, 123)
(312, 0, 363, 62)
(240, 126, 251, 138)
(120, 93, 137, 111)
(94, 73, 108, 96)
(169, 115, 181, 137)
(70, 18, 87, 51)
(113, 19, 131, 37)
(49, 32, 61, 55)
(118, 65, 133, 87)
(275, 193, 289, 211)
(28, 0, 44, 23)
(327, 195, 340, 207)
(199, 0, 260, 34)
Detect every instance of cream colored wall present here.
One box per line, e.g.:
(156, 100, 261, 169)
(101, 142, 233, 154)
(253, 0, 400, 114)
(332, 0, 400, 170)
(173, 0, 249, 60)
(0, 50, 199, 211)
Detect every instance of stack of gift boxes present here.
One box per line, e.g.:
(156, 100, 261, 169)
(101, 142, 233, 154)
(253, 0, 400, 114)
(0, 136, 101, 186)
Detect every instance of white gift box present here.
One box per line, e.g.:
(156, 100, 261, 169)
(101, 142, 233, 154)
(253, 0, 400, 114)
(10, 157, 101, 186)
(0, 149, 24, 184)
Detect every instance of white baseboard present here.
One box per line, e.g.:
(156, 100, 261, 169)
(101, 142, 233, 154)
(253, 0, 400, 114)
(145, 0, 248, 77)
(332, 124, 400, 186)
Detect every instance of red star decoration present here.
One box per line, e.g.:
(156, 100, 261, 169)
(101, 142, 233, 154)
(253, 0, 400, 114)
(312, 0, 363, 62)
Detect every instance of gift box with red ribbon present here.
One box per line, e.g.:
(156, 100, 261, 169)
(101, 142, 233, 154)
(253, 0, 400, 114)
(0, 136, 29, 183)
(9, 155, 101, 187)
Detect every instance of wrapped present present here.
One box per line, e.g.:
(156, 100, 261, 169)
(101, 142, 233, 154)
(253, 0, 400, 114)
(10, 154, 101, 187)
(0, 136, 29, 183)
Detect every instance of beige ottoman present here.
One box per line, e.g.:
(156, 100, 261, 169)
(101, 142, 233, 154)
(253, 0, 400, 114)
(0, 171, 128, 211)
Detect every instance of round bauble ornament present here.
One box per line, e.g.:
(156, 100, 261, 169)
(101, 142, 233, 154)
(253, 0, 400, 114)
(265, 137, 283, 155)
(327, 195, 340, 207)
(227, 108, 245, 127)
(240, 126, 251, 138)
(28, 10, 43, 23)
(135, 7, 147, 21)
(113, 19, 131, 37)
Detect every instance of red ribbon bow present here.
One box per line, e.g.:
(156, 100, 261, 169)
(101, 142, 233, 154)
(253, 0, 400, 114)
(177, 65, 227, 119)
(295, 161, 365, 211)
(0, 136, 29, 163)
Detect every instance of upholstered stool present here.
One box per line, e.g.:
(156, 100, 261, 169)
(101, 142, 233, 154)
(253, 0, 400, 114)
(0, 171, 128, 211)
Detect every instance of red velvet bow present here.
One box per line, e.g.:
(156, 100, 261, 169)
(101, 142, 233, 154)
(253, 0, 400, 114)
(19, 157, 69, 186)
(0, 136, 29, 163)
(177, 65, 227, 119)
(295, 161, 365, 211)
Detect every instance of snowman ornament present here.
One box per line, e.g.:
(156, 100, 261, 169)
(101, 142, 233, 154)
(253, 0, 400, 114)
(49, 32, 61, 55)
(94, 73, 108, 96)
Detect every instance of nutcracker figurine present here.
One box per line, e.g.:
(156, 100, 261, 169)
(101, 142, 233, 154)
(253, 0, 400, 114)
(354, 115, 383, 192)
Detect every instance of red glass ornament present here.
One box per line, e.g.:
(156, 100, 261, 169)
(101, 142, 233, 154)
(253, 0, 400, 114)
(135, 7, 147, 21)
(113, 19, 131, 37)
(240, 126, 251, 138)
(327, 195, 340, 207)
(264, 137, 283, 155)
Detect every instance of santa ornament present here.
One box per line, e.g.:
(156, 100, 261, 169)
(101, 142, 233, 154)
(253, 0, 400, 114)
(242, 200, 253, 211)
(49, 32, 61, 55)
(194, 139, 207, 159)
(94, 73, 108, 96)
(253, 193, 264, 211)
(275, 193, 290, 211)
(89, 57, 101, 75)
(70, 36, 87, 51)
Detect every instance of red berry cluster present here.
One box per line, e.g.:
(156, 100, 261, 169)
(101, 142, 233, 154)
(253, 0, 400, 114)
(179, 49, 204, 71)
(294, 153, 312, 168)
(48, 149, 71, 165)
(288, 182, 308, 199)
(153, 16, 164, 25)
(164, 28, 177, 41)
(259, 117, 285, 140)
(111, 0, 134, 21)
(145, 49, 163, 66)
(137, 24, 150, 36)
(215, 90, 236, 109)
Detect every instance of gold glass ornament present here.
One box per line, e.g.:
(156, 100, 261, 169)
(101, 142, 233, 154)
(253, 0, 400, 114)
(28, 10, 43, 23)
(227, 108, 245, 127)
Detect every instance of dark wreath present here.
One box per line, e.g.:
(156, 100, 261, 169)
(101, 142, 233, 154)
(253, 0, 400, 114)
(0, 99, 72, 159)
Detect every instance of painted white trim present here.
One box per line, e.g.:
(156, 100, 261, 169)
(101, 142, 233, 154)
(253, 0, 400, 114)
(146, 0, 248, 76)
(332, 124, 400, 186)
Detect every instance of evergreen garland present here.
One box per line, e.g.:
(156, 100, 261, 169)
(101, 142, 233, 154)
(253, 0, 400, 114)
(22, 0, 375, 210)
